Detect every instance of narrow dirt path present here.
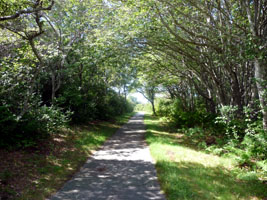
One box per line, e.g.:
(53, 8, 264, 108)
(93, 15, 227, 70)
(49, 112, 166, 200)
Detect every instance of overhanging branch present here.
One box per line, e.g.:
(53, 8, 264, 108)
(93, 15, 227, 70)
(0, 0, 55, 21)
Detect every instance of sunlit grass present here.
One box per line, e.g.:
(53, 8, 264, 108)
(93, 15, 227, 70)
(17, 112, 135, 200)
(144, 114, 267, 200)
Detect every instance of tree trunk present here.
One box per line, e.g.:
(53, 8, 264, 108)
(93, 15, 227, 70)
(51, 69, 56, 101)
(254, 58, 267, 130)
(151, 101, 156, 116)
(205, 98, 216, 114)
(245, 0, 267, 130)
(231, 71, 243, 116)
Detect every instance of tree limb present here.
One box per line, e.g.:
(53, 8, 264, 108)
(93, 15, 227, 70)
(0, 0, 55, 21)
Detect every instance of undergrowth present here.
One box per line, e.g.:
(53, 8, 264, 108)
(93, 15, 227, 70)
(144, 113, 267, 200)
(0, 112, 134, 200)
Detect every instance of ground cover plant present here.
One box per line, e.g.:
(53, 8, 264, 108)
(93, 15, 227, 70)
(144, 113, 267, 200)
(155, 98, 267, 172)
(0, 112, 134, 200)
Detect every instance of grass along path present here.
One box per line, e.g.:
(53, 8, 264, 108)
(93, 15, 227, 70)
(144, 114, 267, 200)
(0, 112, 134, 200)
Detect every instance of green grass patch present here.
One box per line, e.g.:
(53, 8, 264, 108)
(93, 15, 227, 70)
(144, 114, 267, 200)
(3, 112, 135, 200)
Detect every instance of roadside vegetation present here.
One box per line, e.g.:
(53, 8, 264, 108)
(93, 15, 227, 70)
(144, 113, 266, 200)
(0, 112, 134, 200)
(0, 2, 136, 199)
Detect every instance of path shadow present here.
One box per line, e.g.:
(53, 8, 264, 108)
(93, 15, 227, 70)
(49, 113, 165, 200)
(50, 159, 165, 200)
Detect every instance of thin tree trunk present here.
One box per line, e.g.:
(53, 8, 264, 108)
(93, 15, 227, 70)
(151, 101, 156, 116)
(245, 0, 267, 130)
(254, 59, 267, 130)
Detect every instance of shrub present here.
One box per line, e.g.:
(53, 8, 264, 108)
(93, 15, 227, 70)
(215, 106, 245, 142)
(57, 84, 133, 122)
(242, 127, 267, 160)
(57, 90, 97, 123)
(0, 105, 71, 148)
(35, 105, 71, 133)
(157, 98, 217, 128)
(211, 106, 266, 168)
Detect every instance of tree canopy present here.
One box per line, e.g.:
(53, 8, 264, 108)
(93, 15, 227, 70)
(0, 0, 266, 148)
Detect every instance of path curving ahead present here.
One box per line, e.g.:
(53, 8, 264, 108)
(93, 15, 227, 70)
(49, 112, 166, 200)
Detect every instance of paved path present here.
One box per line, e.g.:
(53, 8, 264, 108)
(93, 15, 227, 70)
(49, 112, 166, 200)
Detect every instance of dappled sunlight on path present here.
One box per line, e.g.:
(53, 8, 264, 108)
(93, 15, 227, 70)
(49, 112, 165, 200)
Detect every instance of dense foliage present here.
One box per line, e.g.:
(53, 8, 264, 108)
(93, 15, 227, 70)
(156, 99, 266, 168)
(120, 0, 267, 171)
(0, 0, 266, 175)
(0, 0, 135, 148)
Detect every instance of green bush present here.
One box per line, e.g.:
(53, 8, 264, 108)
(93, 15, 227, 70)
(157, 98, 216, 128)
(157, 100, 266, 172)
(57, 84, 133, 122)
(207, 106, 266, 169)
(56, 87, 97, 123)
(95, 92, 126, 120)
(242, 128, 267, 160)
(35, 105, 71, 133)
(156, 99, 172, 117)
(215, 106, 245, 139)
(0, 104, 71, 148)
